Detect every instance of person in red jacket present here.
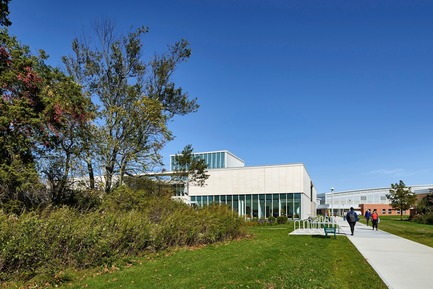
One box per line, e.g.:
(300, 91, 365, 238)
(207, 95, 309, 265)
(371, 209, 379, 231)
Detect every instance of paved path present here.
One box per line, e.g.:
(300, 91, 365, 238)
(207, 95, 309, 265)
(336, 217, 433, 289)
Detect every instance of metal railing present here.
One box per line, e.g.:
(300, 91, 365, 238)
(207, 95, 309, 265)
(293, 216, 339, 234)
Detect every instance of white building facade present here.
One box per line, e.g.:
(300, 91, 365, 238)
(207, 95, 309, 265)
(170, 150, 317, 220)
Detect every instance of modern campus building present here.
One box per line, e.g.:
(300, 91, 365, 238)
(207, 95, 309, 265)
(170, 150, 317, 220)
(318, 185, 433, 217)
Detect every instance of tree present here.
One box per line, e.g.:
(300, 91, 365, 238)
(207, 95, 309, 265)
(0, 0, 11, 27)
(62, 20, 199, 193)
(387, 180, 417, 220)
(0, 29, 93, 209)
(416, 191, 433, 215)
(0, 29, 49, 210)
(172, 144, 209, 195)
(36, 69, 94, 204)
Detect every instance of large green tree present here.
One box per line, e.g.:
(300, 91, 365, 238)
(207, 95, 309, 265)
(0, 29, 93, 210)
(387, 180, 417, 220)
(36, 68, 94, 204)
(416, 190, 433, 215)
(62, 20, 199, 193)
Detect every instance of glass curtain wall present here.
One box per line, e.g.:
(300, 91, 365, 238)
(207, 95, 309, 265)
(174, 151, 226, 170)
(252, 195, 258, 217)
(272, 194, 279, 217)
(191, 193, 301, 219)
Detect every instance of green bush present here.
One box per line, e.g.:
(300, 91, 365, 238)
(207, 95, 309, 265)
(411, 213, 433, 225)
(153, 204, 245, 249)
(0, 207, 154, 282)
(277, 215, 288, 224)
(0, 212, 49, 280)
(67, 189, 101, 211)
(0, 187, 246, 285)
(268, 216, 276, 224)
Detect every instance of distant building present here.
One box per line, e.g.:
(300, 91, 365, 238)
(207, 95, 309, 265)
(170, 150, 317, 220)
(318, 185, 433, 216)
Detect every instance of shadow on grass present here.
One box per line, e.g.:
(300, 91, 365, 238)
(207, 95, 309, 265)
(311, 235, 337, 239)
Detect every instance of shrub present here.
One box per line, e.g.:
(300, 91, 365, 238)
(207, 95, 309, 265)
(277, 215, 288, 224)
(152, 204, 245, 249)
(102, 186, 149, 212)
(0, 188, 246, 285)
(411, 213, 433, 225)
(268, 216, 276, 224)
(0, 206, 154, 282)
(67, 189, 101, 211)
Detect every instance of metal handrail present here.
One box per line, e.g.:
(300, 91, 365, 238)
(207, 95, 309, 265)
(294, 216, 339, 233)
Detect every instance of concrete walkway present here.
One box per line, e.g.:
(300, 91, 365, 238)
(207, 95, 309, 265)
(336, 217, 433, 289)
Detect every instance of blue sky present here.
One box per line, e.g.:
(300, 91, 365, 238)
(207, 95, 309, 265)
(8, 0, 433, 193)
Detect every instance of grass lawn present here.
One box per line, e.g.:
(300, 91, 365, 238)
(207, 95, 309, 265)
(60, 224, 387, 289)
(372, 215, 433, 248)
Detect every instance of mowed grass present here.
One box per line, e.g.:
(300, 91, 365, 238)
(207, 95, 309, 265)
(64, 224, 387, 289)
(374, 215, 433, 248)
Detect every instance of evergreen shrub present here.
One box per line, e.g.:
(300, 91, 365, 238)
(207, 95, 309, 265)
(277, 215, 288, 224)
(267, 216, 276, 224)
(411, 213, 433, 225)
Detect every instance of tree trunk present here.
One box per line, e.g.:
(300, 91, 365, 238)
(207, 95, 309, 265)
(87, 156, 95, 190)
(104, 166, 113, 194)
(118, 155, 127, 187)
(104, 151, 117, 193)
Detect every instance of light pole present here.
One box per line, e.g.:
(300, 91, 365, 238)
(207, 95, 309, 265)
(331, 187, 334, 226)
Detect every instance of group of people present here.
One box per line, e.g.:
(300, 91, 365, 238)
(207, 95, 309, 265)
(345, 207, 379, 236)
(364, 209, 380, 230)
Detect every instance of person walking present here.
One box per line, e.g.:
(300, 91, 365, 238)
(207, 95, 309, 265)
(364, 209, 371, 227)
(346, 207, 359, 236)
(371, 209, 379, 231)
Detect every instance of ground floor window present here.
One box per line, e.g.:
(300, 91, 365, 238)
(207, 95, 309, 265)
(191, 193, 301, 219)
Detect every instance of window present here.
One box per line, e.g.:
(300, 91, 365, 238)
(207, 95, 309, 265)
(266, 194, 272, 218)
(217, 152, 222, 168)
(259, 194, 265, 219)
(220, 195, 226, 204)
(226, 195, 232, 209)
(272, 194, 279, 217)
(232, 195, 238, 213)
(211, 153, 216, 168)
(382, 209, 386, 214)
(253, 194, 259, 218)
(294, 193, 301, 218)
(280, 194, 287, 216)
(246, 195, 251, 217)
(388, 209, 392, 214)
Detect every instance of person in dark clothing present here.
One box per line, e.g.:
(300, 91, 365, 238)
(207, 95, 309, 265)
(364, 209, 371, 227)
(346, 207, 359, 236)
